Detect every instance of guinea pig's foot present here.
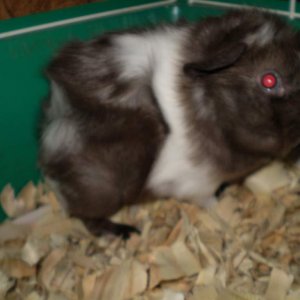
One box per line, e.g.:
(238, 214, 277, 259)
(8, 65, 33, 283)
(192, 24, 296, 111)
(112, 223, 141, 240)
(215, 182, 230, 198)
(82, 218, 140, 239)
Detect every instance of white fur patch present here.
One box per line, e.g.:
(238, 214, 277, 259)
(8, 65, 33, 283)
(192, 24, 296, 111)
(115, 28, 222, 205)
(47, 80, 71, 120)
(114, 34, 153, 79)
(114, 28, 187, 80)
(43, 81, 81, 158)
(42, 118, 82, 157)
(245, 23, 275, 47)
(147, 134, 220, 205)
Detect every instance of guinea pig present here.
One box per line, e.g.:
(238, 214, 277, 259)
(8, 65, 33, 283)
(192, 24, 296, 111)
(39, 9, 300, 238)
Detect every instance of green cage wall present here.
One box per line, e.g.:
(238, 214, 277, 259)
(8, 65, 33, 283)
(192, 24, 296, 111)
(1, 0, 300, 221)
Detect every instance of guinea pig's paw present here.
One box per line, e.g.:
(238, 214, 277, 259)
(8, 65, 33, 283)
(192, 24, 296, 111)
(82, 218, 140, 239)
(112, 223, 141, 240)
(215, 182, 230, 198)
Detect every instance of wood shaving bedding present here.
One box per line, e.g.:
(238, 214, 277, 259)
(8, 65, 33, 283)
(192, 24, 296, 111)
(0, 161, 299, 300)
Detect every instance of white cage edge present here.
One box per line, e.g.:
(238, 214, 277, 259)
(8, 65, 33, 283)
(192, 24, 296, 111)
(189, 0, 298, 19)
(0, 0, 298, 39)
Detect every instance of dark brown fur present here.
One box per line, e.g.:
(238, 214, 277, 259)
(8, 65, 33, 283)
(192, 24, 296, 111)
(40, 10, 300, 237)
(40, 95, 166, 237)
(41, 33, 167, 237)
(181, 10, 300, 180)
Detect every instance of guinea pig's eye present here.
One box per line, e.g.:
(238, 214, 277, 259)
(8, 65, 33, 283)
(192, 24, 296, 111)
(261, 73, 277, 89)
(259, 70, 284, 96)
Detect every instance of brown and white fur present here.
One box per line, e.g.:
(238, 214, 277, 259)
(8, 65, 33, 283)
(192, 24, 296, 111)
(40, 10, 300, 237)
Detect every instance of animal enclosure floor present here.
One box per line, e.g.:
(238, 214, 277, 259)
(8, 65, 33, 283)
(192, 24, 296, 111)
(0, 162, 299, 300)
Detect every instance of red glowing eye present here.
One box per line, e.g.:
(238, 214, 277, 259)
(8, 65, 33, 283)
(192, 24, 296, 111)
(261, 73, 277, 89)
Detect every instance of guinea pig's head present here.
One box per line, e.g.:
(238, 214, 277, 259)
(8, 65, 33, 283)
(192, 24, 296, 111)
(183, 9, 300, 160)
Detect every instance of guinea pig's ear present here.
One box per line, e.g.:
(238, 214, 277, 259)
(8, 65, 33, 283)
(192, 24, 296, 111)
(183, 42, 246, 77)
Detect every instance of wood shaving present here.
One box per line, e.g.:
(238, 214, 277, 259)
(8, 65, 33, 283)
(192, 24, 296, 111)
(0, 161, 299, 299)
